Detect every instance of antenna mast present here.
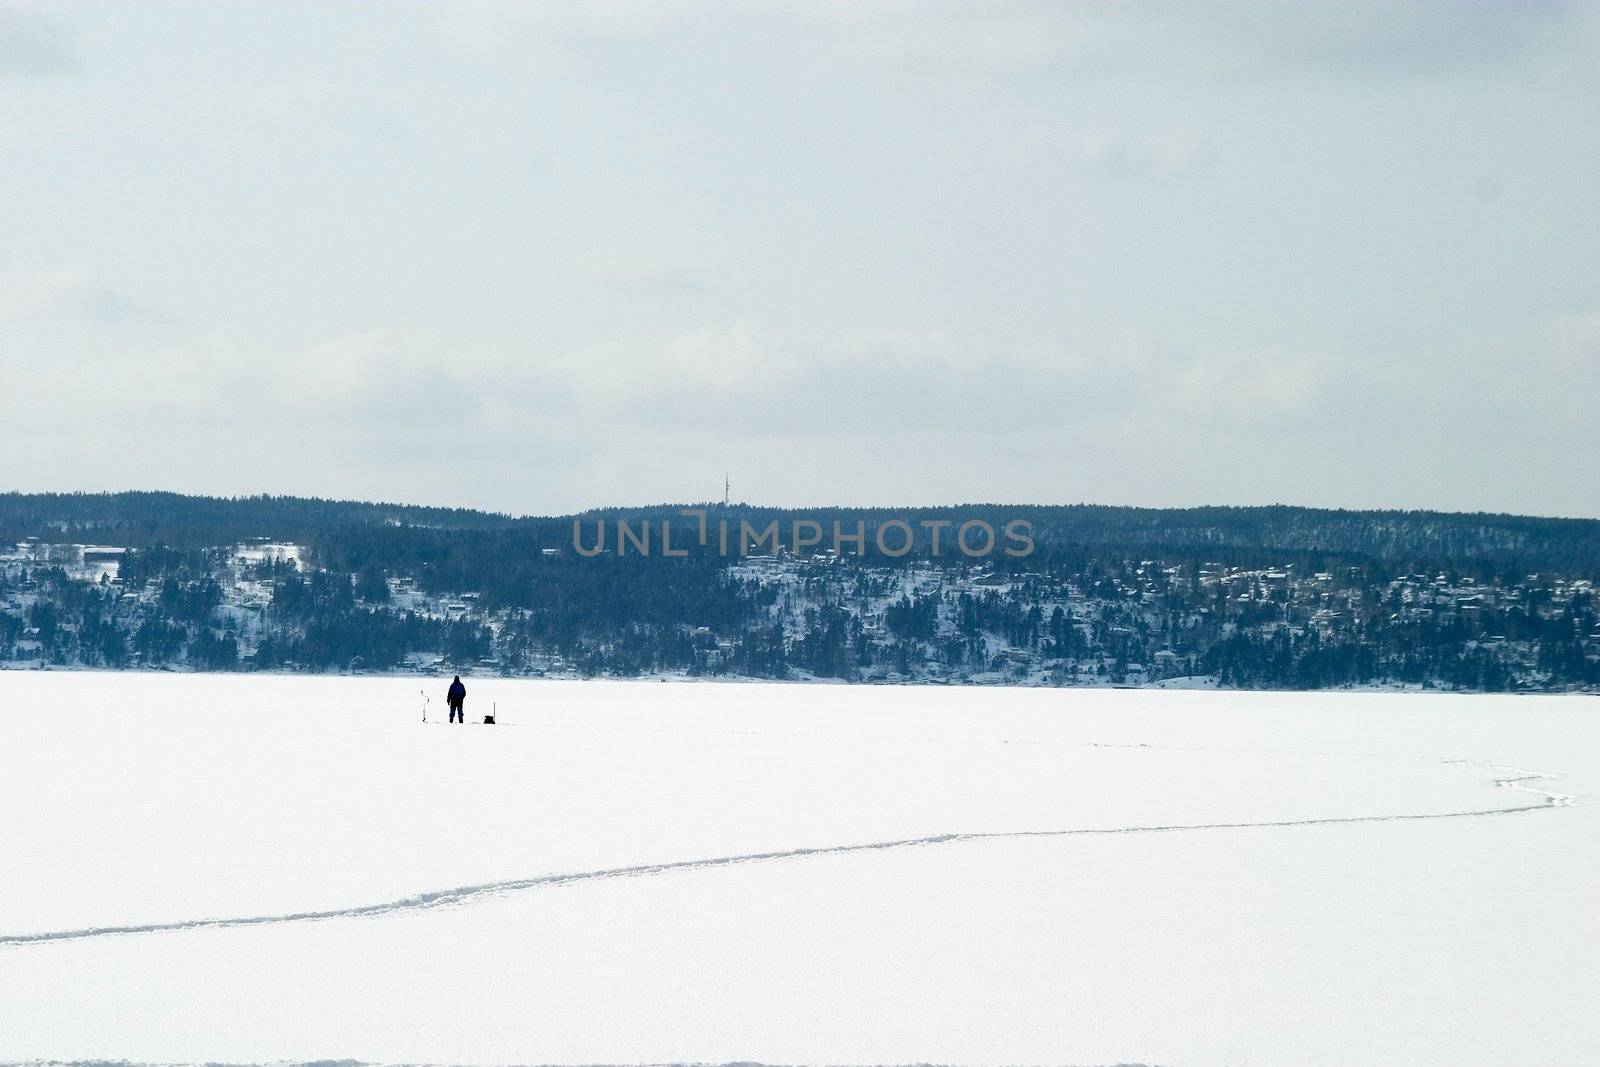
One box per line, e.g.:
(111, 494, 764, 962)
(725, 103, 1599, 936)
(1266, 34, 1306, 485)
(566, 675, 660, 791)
(724, 472, 730, 508)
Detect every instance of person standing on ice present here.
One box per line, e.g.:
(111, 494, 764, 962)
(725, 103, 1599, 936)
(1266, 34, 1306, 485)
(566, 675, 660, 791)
(446, 675, 467, 724)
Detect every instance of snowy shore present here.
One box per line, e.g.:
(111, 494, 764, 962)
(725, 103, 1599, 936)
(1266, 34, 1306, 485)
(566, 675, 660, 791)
(1, 672, 1595, 1065)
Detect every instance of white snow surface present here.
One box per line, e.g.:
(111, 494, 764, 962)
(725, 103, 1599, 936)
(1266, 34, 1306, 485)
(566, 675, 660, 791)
(0, 672, 1595, 1066)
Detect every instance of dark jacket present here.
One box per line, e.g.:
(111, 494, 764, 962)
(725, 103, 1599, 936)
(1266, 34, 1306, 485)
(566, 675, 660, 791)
(447, 678, 466, 706)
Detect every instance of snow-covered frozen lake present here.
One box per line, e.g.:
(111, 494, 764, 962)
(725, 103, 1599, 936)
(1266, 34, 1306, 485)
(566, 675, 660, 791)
(1, 672, 1595, 1066)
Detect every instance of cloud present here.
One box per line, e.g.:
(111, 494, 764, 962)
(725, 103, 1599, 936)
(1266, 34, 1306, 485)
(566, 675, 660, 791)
(0, 4, 1594, 516)
(511, 325, 1333, 456)
(433, 1, 1584, 84)
(1, 307, 1595, 515)
(1195, 0, 1575, 79)
(0, 271, 142, 324)
(812, 1, 1581, 83)
(0, 5, 77, 77)
(577, 252, 714, 298)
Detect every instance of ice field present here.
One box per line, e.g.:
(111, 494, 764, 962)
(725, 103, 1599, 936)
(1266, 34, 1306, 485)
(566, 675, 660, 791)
(0, 671, 1596, 1066)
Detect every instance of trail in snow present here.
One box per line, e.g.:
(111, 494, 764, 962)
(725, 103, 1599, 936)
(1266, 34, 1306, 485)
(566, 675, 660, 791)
(0, 758, 1571, 948)
(1442, 760, 1574, 807)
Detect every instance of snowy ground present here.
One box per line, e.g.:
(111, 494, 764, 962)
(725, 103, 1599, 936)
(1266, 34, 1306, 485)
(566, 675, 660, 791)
(0, 673, 1595, 1066)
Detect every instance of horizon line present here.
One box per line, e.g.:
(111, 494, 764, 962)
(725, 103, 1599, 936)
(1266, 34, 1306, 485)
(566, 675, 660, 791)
(2, 487, 1598, 526)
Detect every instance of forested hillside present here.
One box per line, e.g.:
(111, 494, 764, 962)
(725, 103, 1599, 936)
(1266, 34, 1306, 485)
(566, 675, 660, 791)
(2, 492, 1596, 692)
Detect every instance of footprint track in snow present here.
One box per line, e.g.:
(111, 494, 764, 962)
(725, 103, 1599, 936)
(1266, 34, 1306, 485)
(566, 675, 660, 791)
(0, 751, 1573, 948)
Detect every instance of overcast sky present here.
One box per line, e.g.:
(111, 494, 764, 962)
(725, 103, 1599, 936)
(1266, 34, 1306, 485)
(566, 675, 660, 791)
(2, 1, 1597, 517)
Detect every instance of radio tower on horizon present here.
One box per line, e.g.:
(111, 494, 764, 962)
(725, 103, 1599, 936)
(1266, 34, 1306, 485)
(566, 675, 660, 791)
(723, 472, 730, 508)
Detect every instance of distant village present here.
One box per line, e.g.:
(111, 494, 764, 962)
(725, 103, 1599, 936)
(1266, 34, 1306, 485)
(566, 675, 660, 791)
(3, 535, 1596, 693)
